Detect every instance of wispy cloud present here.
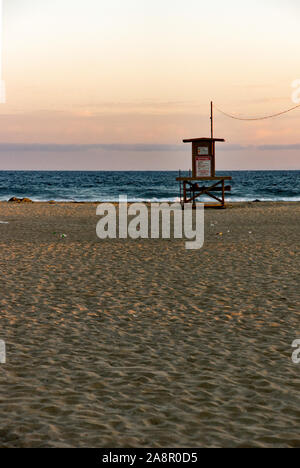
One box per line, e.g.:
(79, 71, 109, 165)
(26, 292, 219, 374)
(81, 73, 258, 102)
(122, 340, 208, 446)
(0, 143, 184, 152)
(220, 144, 300, 151)
(0, 143, 299, 153)
(257, 144, 300, 151)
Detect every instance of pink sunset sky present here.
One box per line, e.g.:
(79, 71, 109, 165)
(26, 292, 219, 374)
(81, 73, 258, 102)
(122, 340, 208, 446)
(0, 0, 299, 170)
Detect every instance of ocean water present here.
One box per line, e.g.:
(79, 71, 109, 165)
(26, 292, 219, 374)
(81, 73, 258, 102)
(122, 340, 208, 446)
(0, 170, 300, 202)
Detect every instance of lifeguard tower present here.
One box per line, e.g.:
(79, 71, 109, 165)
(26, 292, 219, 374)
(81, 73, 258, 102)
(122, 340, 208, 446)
(177, 103, 232, 208)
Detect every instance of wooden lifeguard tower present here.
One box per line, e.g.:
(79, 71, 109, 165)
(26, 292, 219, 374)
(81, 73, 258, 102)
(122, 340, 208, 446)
(177, 103, 232, 208)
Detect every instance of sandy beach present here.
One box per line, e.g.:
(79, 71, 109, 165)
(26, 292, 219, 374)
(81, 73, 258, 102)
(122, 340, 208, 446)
(0, 201, 300, 448)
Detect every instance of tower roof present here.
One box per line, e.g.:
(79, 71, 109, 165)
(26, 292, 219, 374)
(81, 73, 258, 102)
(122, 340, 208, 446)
(183, 137, 225, 143)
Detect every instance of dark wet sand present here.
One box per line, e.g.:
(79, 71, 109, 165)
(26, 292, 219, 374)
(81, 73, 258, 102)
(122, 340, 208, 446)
(0, 201, 300, 448)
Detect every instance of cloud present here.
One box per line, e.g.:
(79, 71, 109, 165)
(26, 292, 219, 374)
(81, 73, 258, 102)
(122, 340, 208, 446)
(256, 144, 300, 151)
(0, 143, 184, 152)
(0, 143, 299, 153)
(220, 144, 300, 151)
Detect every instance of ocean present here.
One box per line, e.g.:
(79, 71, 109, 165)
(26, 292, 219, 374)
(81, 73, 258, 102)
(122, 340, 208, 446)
(0, 170, 300, 202)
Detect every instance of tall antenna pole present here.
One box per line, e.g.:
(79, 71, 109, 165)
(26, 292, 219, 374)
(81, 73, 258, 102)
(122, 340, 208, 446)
(210, 101, 214, 139)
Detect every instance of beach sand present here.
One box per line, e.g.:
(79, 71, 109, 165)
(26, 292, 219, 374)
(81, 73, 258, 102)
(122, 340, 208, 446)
(0, 201, 300, 448)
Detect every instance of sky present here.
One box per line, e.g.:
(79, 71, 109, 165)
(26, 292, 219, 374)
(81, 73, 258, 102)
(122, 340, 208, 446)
(0, 0, 299, 170)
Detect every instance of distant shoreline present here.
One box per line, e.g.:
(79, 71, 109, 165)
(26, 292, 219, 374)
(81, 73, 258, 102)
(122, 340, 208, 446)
(2, 200, 300, 207)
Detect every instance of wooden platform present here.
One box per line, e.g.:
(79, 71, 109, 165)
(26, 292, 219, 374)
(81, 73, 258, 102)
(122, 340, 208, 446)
(176, 176, 232, 181)
(176, 176, 232, 209)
